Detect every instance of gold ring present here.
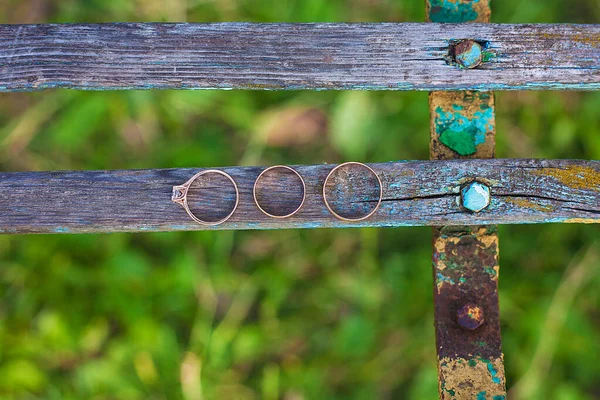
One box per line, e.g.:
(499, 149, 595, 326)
(253, 165, 306, 219)
(172, 169, 239, 226)
(322, 161, 383, 222)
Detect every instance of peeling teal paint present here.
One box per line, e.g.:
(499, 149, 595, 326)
(482, 49, 496, 63)
(477, 391, 487, 400)
(487, 362, 502, 384)
(428, 0, 481, 23)
(435, 106, 494, 155)
(493, 396, 506, 400)
(437, 272, 455, 285)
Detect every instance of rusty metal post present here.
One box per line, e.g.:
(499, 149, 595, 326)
(426, 1, 507, 399)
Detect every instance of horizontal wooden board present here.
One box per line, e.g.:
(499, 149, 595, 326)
(0, 159, 598, 234)
(0, 23, 599, 92)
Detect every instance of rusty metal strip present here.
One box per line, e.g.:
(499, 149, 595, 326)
(427, 1, 507, 399)
(432, 226, 506, 399)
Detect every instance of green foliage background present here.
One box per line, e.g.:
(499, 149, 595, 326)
(0, 0, 599, 399)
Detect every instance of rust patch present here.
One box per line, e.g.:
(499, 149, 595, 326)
(426, 0, 491, 23)
(432, 226, 506, 397)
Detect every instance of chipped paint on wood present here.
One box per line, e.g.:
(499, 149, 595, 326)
(430, 91, 495, 159)
(426, 0, 491, 23)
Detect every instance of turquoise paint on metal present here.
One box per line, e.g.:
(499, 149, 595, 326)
(437, 272, 456, 285)
(434, 106, 494, 155)
(428, 0, 481, 23)
(487, 362, 502, 384)
(477, 392, 487, 400)
(455, 40, 483, 69)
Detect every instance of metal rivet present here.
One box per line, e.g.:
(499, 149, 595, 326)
(454, 40, 483, 69)
(457, 303, 485, 330)
(461, 181, 491, 213)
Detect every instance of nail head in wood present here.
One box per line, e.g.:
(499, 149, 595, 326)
(454, 40, 483, 69)
(461, 181, 491, 212)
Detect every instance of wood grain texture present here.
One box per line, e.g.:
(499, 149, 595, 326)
(0, 159, 598, 234)
(1, 23, 599, 92)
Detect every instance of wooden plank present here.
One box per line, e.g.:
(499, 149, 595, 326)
(0, 159, 598, 234)
(1, 23, 599, 92)
(427, 3, 507, 398)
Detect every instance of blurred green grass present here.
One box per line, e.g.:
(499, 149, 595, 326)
(0, 0, 599, 399)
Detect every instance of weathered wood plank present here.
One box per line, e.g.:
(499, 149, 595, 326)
(0, 159, 598, 234)
(1, 23, 599, 92)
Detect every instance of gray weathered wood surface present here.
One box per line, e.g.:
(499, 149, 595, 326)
(1, 23, 599, 92)
(0, 159, 598, 234)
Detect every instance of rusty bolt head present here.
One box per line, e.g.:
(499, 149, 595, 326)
(457, 303, 485, 330)
(461, 181, 491, 213)
(454, 40, 483, 69)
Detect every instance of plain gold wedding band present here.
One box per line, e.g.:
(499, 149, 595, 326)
(253, 165, 306, 219)
(322, 162, 383, 222)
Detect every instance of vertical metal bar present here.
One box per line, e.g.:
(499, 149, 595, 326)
(432, 225, 506, 399)
(426, 1, 507, 399)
